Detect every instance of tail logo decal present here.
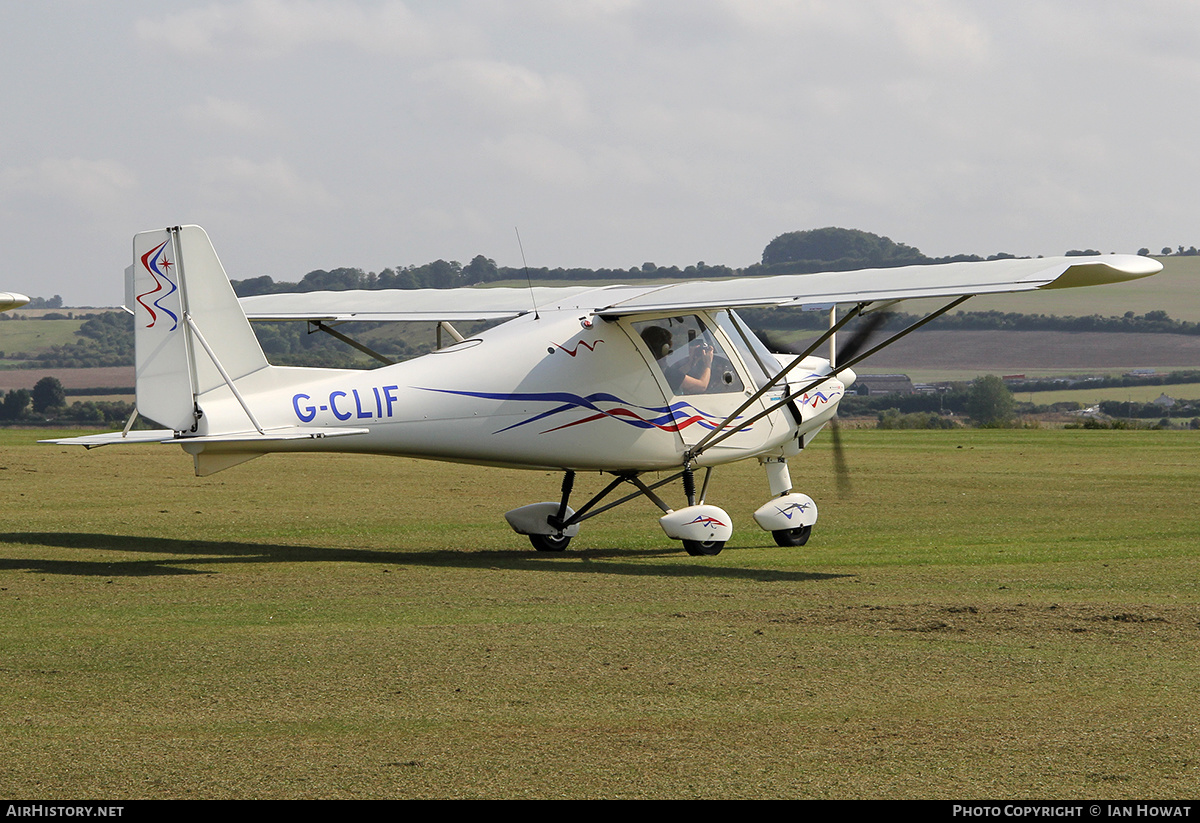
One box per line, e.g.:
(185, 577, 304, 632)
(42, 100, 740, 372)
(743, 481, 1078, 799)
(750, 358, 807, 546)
(136, 240, 179, 331)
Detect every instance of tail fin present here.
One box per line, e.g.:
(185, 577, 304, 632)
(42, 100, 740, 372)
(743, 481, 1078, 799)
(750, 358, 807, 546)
(127, 226, 269, 433)
(44, 226, 367, 473)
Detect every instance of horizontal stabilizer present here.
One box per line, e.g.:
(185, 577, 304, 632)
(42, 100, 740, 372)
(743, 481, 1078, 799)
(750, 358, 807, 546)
(41, 426, 369, 448)
(41, 430, 178, 447)
(171, 426, 370, 444)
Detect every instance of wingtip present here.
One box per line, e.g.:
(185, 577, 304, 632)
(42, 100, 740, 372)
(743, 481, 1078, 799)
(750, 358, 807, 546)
(1040, 255, 1162, 290)
(0, 292, 30, 311)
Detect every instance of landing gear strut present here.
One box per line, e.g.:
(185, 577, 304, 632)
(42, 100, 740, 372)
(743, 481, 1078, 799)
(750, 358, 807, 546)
(505, 467, 732, 556)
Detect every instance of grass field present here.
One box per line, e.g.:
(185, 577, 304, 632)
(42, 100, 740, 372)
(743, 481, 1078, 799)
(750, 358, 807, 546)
(3, 429, 1198, 798)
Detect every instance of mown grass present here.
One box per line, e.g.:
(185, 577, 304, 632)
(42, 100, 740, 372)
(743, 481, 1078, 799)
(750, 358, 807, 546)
(2, 429, 1198, 798)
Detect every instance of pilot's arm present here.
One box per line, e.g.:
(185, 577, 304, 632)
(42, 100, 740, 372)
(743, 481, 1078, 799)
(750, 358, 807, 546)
(678, 340, 714, 393)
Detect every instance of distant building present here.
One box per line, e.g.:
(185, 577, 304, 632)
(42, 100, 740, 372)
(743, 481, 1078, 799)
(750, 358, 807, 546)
(855, 374, 915, 396)
(1152, 393, 1176, 409)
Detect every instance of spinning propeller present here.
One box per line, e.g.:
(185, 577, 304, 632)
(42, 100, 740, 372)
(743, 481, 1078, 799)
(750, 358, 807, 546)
(754, 311, 891, 496)
(829, 311, 891, 495)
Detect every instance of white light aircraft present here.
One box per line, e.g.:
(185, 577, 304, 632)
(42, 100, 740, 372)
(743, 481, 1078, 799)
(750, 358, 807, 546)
(45, 226, 1160, 555)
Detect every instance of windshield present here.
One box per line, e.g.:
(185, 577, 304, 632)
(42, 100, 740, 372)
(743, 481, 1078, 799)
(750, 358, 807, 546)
(715, 310, 785, 390)
(632, 315, 745, 396)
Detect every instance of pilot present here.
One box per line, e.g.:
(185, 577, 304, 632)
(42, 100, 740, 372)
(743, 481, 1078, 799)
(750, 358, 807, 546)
(640, 325, 713, 394)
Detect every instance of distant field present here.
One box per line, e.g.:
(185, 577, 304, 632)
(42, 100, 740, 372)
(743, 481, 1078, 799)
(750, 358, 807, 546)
(5, 428, 1199, 798)
(0, 366, 133, 391)
(1013, 382, 1200, 406)
(798, 254, 1199, 322)
(915, 254, 1200, 320)
(829, 330, 1200, 375)
(0, 318, 85, 354)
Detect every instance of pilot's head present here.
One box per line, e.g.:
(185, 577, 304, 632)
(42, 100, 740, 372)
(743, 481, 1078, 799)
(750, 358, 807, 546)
(640, 325, 672, 360)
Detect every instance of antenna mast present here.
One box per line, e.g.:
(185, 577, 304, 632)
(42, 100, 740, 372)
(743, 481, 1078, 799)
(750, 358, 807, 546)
(515, 227, 539, 320)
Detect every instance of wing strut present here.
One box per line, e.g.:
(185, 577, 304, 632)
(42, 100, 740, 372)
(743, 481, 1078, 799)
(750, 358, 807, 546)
(310, 321, 395, 365)
(436, 321, 465, 348)
(686, 294, 973, 461)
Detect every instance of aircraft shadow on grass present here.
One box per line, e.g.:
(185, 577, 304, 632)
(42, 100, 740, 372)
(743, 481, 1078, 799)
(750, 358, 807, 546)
(0, 532, 850, 584)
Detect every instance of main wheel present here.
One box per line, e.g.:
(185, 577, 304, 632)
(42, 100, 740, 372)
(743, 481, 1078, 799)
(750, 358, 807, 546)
(772, 525, 812, 547)
(530, 533, 571, 552)
(682, 539, 725, 556)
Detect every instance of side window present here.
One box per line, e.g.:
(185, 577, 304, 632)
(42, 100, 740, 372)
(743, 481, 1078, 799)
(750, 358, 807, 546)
(632, 315, 744, 396)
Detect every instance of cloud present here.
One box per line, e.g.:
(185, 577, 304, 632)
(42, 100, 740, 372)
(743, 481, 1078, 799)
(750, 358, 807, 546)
(1, 157, 138, 214)
(481, 133, 595, 188)
(415, 59, 591, 129)
(182, 96, 273, 134)
(886, 0, 990, 69)
(196, 156, 337, 210)
(135, 0, 432, 58)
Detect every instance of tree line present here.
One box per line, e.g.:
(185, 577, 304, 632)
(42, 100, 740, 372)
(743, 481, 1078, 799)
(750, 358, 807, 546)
(0, 376, 133, 426)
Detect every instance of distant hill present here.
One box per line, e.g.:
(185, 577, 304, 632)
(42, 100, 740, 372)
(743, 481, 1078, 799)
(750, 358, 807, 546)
(757, 227, 931, 273)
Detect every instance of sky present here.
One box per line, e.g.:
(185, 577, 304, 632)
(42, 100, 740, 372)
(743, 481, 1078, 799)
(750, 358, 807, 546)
(2, 0, 1198, 306)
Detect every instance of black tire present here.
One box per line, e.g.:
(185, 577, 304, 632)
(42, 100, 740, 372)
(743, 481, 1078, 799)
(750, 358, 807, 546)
(682, 539, 725, 556)
(530, 533, 571, 552)
(772, 525, 812, 547)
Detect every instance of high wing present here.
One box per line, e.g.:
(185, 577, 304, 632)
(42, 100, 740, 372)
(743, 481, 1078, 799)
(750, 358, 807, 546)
(238, 255, 1161, 322)
(240, 285, 598, 322)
